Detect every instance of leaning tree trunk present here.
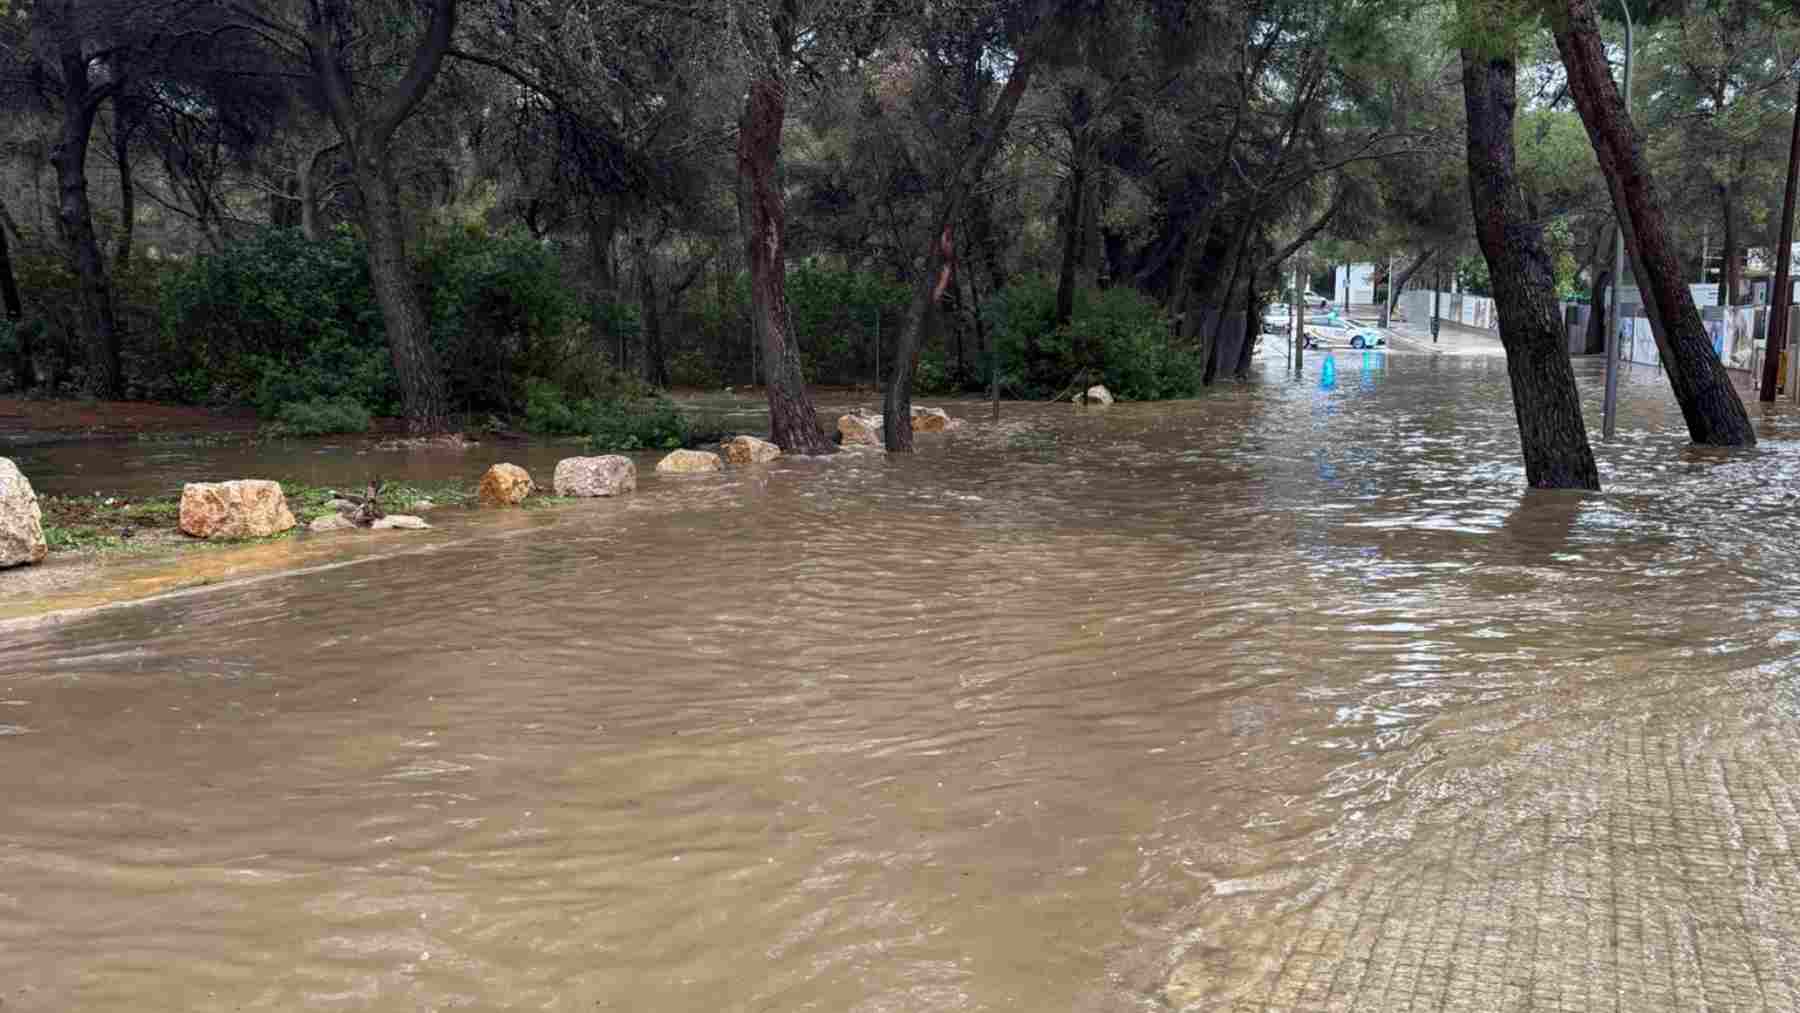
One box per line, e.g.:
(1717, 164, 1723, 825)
(885, 46, 1039, 452)
(738, 74, 835, 454)
(1462, 47, 1600, 490)
(1549, 0, 1755, 446)
(356, 156, 450, 433)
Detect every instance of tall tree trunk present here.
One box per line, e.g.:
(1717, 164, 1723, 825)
(113, 109, 134, 271)
(1549, 0, 1755, 446)
(1462, 46, 1600, 490)
(0, 201, 25, 391)
(1054, 90, 1091, 329)
(1762, 74, 1800, 402)
(298, 140, 340, 241)
(738, 74, 834, 454)
(1720, 182, 1739, 305)
(50, 83, 123, 399)
(308, 0, 456, 433)
(637, 236, 670, 389)
(356, 159, 449, 431)
(885, 46, 1039, 452)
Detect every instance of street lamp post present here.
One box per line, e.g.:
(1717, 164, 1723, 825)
(1602, 0, 1632, 439)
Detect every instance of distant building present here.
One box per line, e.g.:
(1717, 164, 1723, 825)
(1334, 263, 1377, 306)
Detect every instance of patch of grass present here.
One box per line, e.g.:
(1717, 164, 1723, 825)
(279, 480, 476, 523)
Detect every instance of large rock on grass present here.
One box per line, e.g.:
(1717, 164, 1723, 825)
(655, 449, 723, 475)
(720, 435, 781, 465)
(0, 458, 48, 568)
(179, 480, 296, 540)
(554, 455, 637, 497)
(478, 462, 534, 506)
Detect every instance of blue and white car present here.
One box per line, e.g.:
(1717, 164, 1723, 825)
(1302, 311, 1385, 349)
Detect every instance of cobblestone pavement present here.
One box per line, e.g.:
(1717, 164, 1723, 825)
(1163, 675, 1800, 1011)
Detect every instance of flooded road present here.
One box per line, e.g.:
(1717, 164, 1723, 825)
(7, 353, 1800, 1011)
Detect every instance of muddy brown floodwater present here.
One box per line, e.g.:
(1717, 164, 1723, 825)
(7, 353, 1800, 1011)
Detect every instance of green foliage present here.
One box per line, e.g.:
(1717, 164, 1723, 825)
(522, 378, 595, 436)
(420, 228, 581, 411)
(784, 264, 910, 382)
(158, 226, 393, 415)
(264, 397, 373, 437)
(587, 396, 692, 451)
(667, 349, 723, 388)
(982, 277, 1200, 400)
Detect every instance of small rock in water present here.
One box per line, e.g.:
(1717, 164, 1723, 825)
(719, 434, 781, 465)
(656, 449, 724, 475)
(0, 458, 48, 568)
(909, 405, 962, 432)
(179, 480, 297, 539)
(309, 514, 356, 533)
(554, 455, 637, 496)
(371, 514, 430, 530)
(836, 413, 884, 447)
(1071, 384, 1114, 405)
(478, 463, 534, 506)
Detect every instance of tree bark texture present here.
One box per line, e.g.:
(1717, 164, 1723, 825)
(309, 0, 456, 433)
(1462, 47, 1600, 490)
(50, 47, 124, 398)
(1549, 0, 1755, 446)
(113, 109, 135, 271)
(1720, 182, 1739, 305)
(1762, 75, 1800, 401)
(738, 74, 835, 454)
(884, 47, 1038, 452)
(0, 203, 25, 390)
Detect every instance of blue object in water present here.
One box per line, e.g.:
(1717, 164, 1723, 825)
(1320, 353, 1337, 389)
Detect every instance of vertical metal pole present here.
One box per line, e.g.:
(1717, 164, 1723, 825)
(1602, 3, 1632, 440)
(1432, 266, 1442, 343)
(1291, 258, 1304, 372)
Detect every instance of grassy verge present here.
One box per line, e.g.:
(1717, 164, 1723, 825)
(38, 478, 571, 558)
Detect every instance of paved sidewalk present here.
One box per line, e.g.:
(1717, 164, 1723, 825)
(1352, 316, 1506, 356)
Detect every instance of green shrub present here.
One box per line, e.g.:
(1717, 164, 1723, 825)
(264, 397, 373, 437)
(159, 226, 394, 414)
(980, 277, 1198, 401)
(588, 396, 691, 451)
(667, 349, 722, 389)
(522, 379, 594, 436)
(420, 228, 580, 412)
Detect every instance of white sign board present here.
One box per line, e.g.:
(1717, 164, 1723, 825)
(1689, 283, 1719, 307)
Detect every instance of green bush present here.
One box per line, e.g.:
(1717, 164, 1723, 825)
(522, 379, 594, 436)
(588, 396, 691, 451)
(265, 397, 373, 437)
(979, 277, 1198, 401)
(159, 226, 394, 415)
(420, 228, 580, 412)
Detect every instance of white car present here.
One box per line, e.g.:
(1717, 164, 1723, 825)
(1302, 312, 1386, 349)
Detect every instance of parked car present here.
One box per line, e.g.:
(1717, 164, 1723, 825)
(1301, 312, 1386, 349)
(1262, 296, 1334, 333)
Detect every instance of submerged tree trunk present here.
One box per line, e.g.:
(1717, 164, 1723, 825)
(738, 74, 835, 454)
(1549, 0, 1755, 446)
(885, 47, 1038, 452)
(1462, 46, 1600, 490)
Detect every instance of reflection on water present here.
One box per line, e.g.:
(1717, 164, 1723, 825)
(5, 356, 1800, 1010)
